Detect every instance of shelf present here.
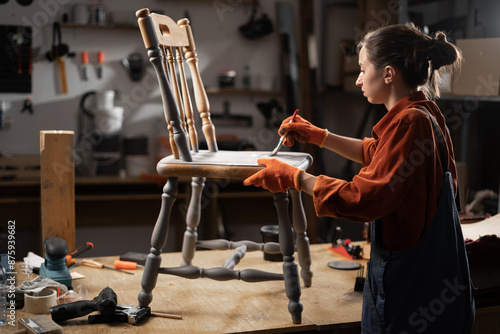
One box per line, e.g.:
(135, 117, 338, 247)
(205, 88, 285, 96)
(439, 94, 500, 102)
(60, 23, 138, 31)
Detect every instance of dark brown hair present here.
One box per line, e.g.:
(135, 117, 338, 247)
(357, 23, 462, 98)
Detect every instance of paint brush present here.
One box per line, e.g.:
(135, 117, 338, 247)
(14, 315, 63, 333)
(270, 109, 299, 156)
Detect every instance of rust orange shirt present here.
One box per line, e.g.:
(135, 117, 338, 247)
(313, 91, 457, 251)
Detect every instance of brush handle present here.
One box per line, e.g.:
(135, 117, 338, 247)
(270, 109, 299, 156)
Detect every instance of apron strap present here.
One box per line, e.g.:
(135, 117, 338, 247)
(417, 107, 461, 211)
(418, 107, 448, 172)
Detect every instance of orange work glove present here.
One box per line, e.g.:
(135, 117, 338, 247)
(279, 115, 328, 147)
(243, 158, 304, 193)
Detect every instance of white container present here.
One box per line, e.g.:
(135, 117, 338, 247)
(94, 106, 124, 134)
(73, 3, 89, 24)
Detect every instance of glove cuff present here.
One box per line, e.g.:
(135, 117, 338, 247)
(317, 129, 328, 147)
(294, 169, 305, 192)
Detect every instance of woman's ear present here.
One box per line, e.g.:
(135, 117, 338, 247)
(384, 66, 396, 84)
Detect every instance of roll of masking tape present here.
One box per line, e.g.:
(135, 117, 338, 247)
(23, 289, 57, 314)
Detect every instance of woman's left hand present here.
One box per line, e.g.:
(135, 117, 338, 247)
(243, 158, 303, 193)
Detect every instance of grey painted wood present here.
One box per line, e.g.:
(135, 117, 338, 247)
(138, 177, 178, 307)
(222, 245, 247, 269)
(290, 189, 313, 287)
(181, 177, 205, 266)
(196, 239, 281, 254)
(158, 265, 284, 282)
(273, 192, 303, 324)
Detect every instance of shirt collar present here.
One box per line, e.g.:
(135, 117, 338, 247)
(372, 91, 428, 139)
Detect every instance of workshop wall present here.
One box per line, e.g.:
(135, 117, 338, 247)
(0, 0, 293, 169)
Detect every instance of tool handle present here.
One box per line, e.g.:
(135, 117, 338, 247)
(98, 50, 104, 63)
(114, 260, 139, 270)
(70, 242, 94, 258)
(81, 51, 88, 64)
(81, 259, 104, 268)
(57, 57, 68, 94)
(290, 109, 299, 122)
(51, 300, 98, 323)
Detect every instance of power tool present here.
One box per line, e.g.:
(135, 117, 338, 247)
(51, 286, 117, 323)
(39, 237, 72, 288)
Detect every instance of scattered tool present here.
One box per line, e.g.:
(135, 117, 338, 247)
(51, 286, 117, 323)
(151, 311, 183, 320)
(81, 51, 89, 80)
(354, 265, 365, 292)
(81, 258, 135, 275)
(14, 315, 63, 334)
(114, 260, 144, 270)
(40, 237, 72, 288)
(328, 239, 363, 260)
(66, 241, 94, 267)
(88, 305, 151, 324)
(270, 108, 298, 156)
(328, 226, 363, 260)
(97, 50, 104, 79)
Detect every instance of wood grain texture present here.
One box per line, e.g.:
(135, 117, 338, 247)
(9, 244, 366, 334)
(40, 131, 75, 253)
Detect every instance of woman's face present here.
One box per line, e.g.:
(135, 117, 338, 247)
(356, 47, 388, 105)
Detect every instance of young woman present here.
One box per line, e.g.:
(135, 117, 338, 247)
(244, 24, 475, 333)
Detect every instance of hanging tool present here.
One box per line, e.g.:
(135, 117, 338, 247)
(81, 258, 135, 275)
(97, 50, 104, 79)
(21, 97, 33, 114)
(81, 51, 89, 80)
(45, 22, 73, 94)
(270, 108, 298, 156)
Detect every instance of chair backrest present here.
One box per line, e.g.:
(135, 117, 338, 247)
(136, 8, 218, 162)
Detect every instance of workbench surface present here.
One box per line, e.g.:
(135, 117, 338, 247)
(6, 243, 367, 333)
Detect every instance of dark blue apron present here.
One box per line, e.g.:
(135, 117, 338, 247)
(361, 108, 475, 333)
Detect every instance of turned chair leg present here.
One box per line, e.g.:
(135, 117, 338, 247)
(273, 191, 303, 324)
(290, 189, 313, 287)
(181, 177, 206, 266)
(138, 177, 178, 307)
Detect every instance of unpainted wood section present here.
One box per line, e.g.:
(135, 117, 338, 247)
(178, 18, 218, 152)
(150, 13, 189, 47)
(40, 131, 75, 253)
(175, 46, 199, 152)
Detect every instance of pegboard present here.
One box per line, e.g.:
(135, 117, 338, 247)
(0, 25, 32, 93)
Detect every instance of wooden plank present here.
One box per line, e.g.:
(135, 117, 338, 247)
(40, 130, 76, 253)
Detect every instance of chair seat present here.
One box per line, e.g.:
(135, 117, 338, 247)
(157, 150, 313, 179)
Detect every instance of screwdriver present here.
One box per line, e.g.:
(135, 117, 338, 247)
(81, 258, 134, 275)
(81, 51, 89, 80)
(114, 260, 144, 270)
(97, 50, 104, 79)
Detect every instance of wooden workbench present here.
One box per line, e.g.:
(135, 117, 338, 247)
(7, 244, 366, 333)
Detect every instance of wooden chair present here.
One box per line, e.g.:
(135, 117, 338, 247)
(136, 8, 313, 324)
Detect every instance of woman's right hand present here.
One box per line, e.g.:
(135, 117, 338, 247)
(279, 115, 328, 147)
